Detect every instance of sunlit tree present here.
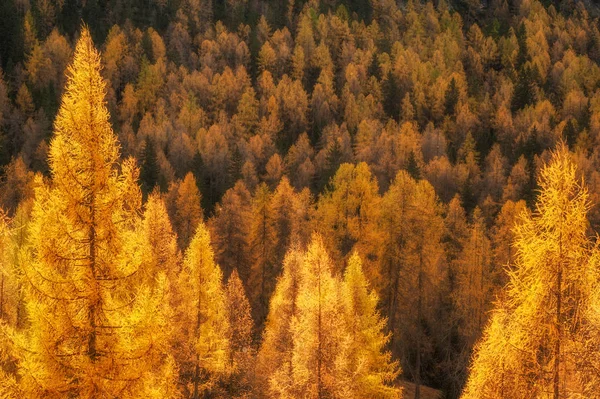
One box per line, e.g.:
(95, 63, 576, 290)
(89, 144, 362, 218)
(3, 28, 178, 398)
(462, 145, 597, 398)
(177, 222, 230, 398)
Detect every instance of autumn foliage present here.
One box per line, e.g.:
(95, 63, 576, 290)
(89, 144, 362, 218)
(2, 0, 600, 398)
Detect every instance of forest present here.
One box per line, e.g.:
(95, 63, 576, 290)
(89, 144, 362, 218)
(2, 0, 600, 397)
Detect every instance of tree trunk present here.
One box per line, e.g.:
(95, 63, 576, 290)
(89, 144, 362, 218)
(415, 251, 423, 399)
(193, 271, 203, 399)
(0, 273, 4, 320)
(554, 228, 563, 399)
(317, 257, 322, 399)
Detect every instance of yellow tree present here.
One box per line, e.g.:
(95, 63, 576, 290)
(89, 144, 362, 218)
(379, 170, 444, 398)
(249, 183, 276, 329)
(177, 222, 230, 398)
(454, 207, 493, 345)
(142, 193, 181, 283)
(224, 268, 255, 397)
(314, 162, 381, 273)
(462, 145, 596, 398)
(288, 235, 345, 398)
(6, 28, 178, 398)
(210, 181, 252, 281)
(172, 172, 203, 250)
(256, 248, 303, 397)
(0, 210, 10, 323)
(338, 252, 401, 399)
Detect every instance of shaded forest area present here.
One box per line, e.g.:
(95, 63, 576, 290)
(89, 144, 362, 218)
(2, 0, 600, 398)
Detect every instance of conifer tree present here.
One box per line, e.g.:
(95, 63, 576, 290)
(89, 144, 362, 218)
(462, 145, 597, 398)
(5, 28, 178, 398)
(224, 269, 255, 397)
(379, 170, 444, 398)
(338, 252, 401, 399)
(177, 222, 230, 398)
(173, 172, 203, 250)
(210, 181, 252, 281)
(314, 162, 380, 271)
(288, 235, 344, 398)
(256, 248, 303, 397)
(141, 192, 181, 284)
(0, 211, 10, 323)
(454, 207, 493, 344)
(249, 183, 276, 330)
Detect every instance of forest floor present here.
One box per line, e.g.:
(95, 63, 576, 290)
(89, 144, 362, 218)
(398, 381, 442, 399)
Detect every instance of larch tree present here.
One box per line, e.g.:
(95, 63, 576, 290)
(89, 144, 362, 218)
(314, 162, 381, 273)
(210, 181, 252, 281)
(3, 200, 33, 331)
(288, 235, 345, 398)
(142, 193, 181, 284)
(379, 170, 444, 399)
(0, 210, 11, 323)
(256, 247, 303, 398)
(454, 207, 493, 345)
(177, 222, 230, 398)
(338, 252, 402, 399)
(248, 182, 277, 330)
(491, 199, 528, 287)
(270, 177, 312, 279)
(4, 28, 178, 398)
(224, 268, 255, 397)
(462, 145, 598, 398)
(172, 172, 203, 251)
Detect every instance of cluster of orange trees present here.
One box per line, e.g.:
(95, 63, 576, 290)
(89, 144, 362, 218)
(2, 0, 600, 396)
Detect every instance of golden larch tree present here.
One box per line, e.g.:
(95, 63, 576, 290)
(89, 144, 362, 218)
(5, 28, 178, 398)
(256, 247, 303, 397)
(462, 145, 598, 398)
(288, 235, 345, 398)
(142, 192, 181, 283)
(454, 207, 493, 345)
(248, 182, 276, 330)
(173, 172, 203, 250)
(338, 252, 402, 399)
(224, 268, 255, 397)
(379, 170, 444, 398)
(177, 221, 230, 398)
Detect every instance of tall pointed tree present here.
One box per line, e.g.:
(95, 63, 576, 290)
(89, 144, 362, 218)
(224, 268, 255, 397)
(379, 170, 444, 398)
(172, 172, 203, 250)
(462, 145, 597, 398)
(177, 222, 230, 398)
(288, 235, 345, 398)
(210, 181, 252, 281)
(5, 28, 177, 398)
(454, 207, 493, 345)
(256, 247, 304, 397)
(142, 193, 181, 283)
(249, 183, 276, 330)
(338, 252, 401, 399)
